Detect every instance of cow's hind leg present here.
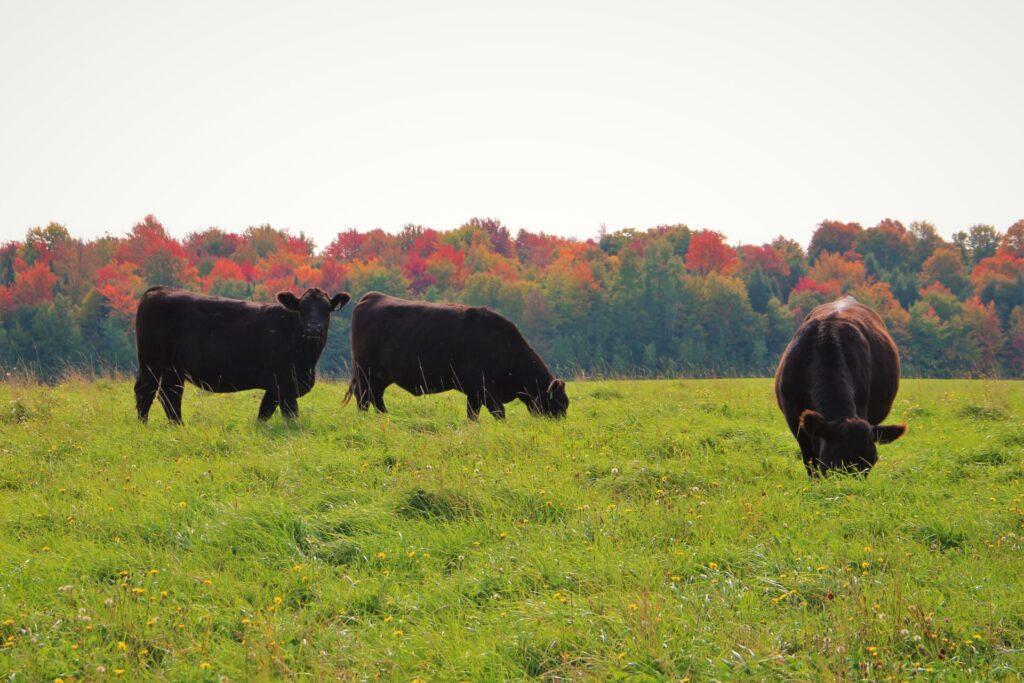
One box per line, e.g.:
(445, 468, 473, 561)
(280, 394, 299, 421)
(156, 372, 185, 425)
(370, 384, 388, 414)
(366, 373, 389, 413)
(134, 369, 160, 423)
(258, 391, 279, 421)
(354, 376, 372, 411)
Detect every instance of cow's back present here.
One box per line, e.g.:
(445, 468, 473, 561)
(136, 287, 296, 391)
(351, 292, 469, 385)
(775, 297, 900, 426)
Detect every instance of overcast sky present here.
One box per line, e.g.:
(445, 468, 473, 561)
(1, 0, 1021, 248)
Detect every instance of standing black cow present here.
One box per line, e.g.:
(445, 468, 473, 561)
(135, 286, 350, 423)
(344, 292, 568, 420)
(775, 296, 907, 477)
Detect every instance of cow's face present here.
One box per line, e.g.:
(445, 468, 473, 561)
(526, 378, 569, 418)
(278, 289, 351, 341)
(799, 410, 906, 476)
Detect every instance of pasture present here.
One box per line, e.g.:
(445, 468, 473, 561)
(0, 378, 1022, 681)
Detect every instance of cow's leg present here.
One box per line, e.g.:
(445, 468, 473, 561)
(280, 394, 299, 421)
(134, 369, 160, 423)
(785, 412, 819, 477)
(156, 373, 185, 425)
(258, 391, 279, 421)
(367, 375, 389, 413)
(797, 430, 820, 478)
(483, 393, 506, 420)
(466, 393, 482, 421)
(370, 386, 388, 414)
(354, 375, 372, 411)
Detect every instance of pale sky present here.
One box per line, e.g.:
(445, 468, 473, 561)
(1, 0, 1021, 249)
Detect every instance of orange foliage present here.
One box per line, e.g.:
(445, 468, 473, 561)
(807, 252, 867, 290)
(96, 261, 145, 317)
(685, 231, 738, 275)
(318, 259, 348, 293)
(971, 253, 1023, 296)
(10, 259, 58, 307)
(998, 220, 1024, 258)
(202, 258, 247, 291)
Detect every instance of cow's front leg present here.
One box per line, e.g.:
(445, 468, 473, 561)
(466, 393, 482, 421)
(134, 370, 159, 423)
(483, 394, 506, 420)
(258, 391, 279, 421)
(157, 373, 185, 425)
(280, 394, 299, 420)
(797, 430, 821, 478)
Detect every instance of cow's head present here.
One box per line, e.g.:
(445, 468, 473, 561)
(277, 288, 351, 341)
(523, 378, 569, 418)
(799, 410, 906, 476)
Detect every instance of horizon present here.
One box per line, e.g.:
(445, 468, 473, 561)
(2, 1, 1022, 248)
(2, 213, 1019, 254)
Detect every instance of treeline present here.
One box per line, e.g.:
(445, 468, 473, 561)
(1, 216, 1021, 380)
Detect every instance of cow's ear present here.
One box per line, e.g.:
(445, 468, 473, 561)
(547, 378, 565, 398)
(330, 292, 351, 311)
(799, 410, 828, 439)
(277, 292, 301, 310)
(873, 423, 907, 444)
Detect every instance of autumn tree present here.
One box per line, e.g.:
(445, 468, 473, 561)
(919, 246, 970, 298)
(808, 220, 862, 263)
(685, 230, 739, 275)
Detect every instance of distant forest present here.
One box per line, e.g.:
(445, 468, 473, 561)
(1, 216, 1021, 380)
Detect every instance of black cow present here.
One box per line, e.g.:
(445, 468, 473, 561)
(775, 296, 907, 477)
(135, 286, 350, 423)
(344, 292, 568, 420)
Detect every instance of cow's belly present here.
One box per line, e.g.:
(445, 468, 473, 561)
(393, 374, 456, 396)
(172, 346, 268, 392)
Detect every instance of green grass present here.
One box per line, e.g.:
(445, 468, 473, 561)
(1, 378, 1022, 681)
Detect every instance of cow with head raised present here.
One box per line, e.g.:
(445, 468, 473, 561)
(135, 286, 350, 423)
(775, 296, 907, 477)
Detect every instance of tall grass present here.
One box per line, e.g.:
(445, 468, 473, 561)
(1, 378, 1022, 680)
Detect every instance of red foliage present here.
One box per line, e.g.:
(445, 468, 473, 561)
(685, 231, 739, 275)
(10, 259, 57, 307)
(792, 277, 840, 298)
(409, 230, 440, 258)
(202, 258, 247, 291)
(403, 253, 435, 294)
(971, 252, 1023, 294)
(96, 261, 144, 317)
(515, 230, 560, 268)
(325, 230, 367, 260)
(738, 244, 790, 277)
(318, 259, 348, 293)
(808, 220, 862, 261)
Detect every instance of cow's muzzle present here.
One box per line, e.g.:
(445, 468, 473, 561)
(302, 325, 326, 340)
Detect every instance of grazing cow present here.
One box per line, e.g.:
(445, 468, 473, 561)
(344, 292, 568, 420)
(774, 296, 906, 477)
(135, 286, 350, 423)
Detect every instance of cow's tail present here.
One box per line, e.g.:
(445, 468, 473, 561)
(341, 376, 356, 407)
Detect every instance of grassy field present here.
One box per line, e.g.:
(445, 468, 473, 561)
(0, 378, 1022, 681)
